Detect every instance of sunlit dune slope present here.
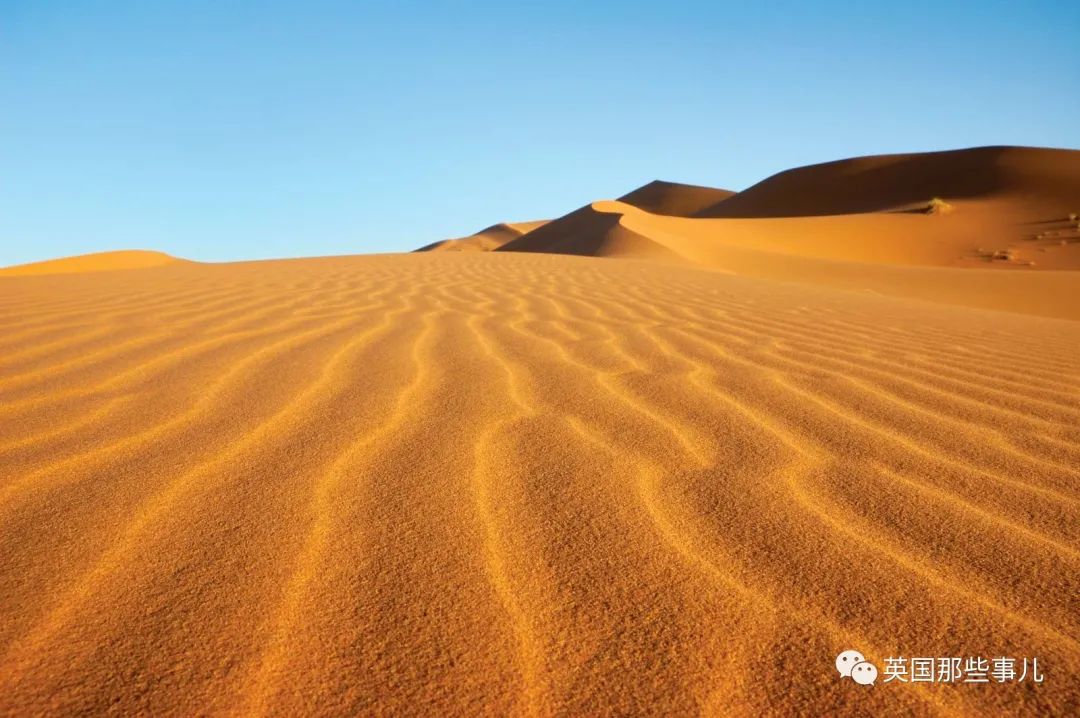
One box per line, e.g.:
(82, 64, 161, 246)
(612, 202, 1080, 319)
(490, 147, 1080, 312)
(685, 146, 1080, 270)
(417, 220, 549, 252)
(0, 250, 183, 277)
(617, 180, 735, 216)
(493, 177, 736, 259)
(498, 201, 683, 261)
(0, 251, 1077, 717)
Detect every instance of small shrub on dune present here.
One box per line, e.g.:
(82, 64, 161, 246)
(927, 197, 953, 215)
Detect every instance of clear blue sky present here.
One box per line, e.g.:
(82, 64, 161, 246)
(2, 1, 1078, 265)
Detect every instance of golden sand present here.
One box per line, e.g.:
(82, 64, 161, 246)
(0, 250, 1077, 716)
(417, 221, 549, 253)
(0, 250, 182, 277)
(1, 145, 1078, 715)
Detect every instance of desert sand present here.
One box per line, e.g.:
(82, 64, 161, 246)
(417, 221, 549, 253)
(0, 250, 183, 277)
(1, 146, 1078, 716)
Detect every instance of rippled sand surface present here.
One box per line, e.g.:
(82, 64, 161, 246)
(1, 252, 1077, 716)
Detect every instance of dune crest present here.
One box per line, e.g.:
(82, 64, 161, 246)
(696, 145, 1080, 218)
(417, 220, 549, 253)
(480, 146, 1080, 316)
(497, 201, 683, 261)
(617, 180, 735, 216)
(0, 250, 184, 277)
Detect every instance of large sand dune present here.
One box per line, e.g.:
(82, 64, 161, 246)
(695, 145, 1080, 218)
(0, 249, 1078, 716)
(421, 181, 733, 256)
(495, 147, 1080, 317)
(617, 180, 735, 216)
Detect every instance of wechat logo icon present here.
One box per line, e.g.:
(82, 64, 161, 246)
(836, 650, 878, 686)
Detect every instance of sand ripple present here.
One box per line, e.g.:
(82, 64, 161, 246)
(0, 253, 1077, 716)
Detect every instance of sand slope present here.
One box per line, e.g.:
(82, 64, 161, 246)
(0, 251, 1077, 716)
(696, 145, 1080, 218)
(492, 147, 1080, 315)
(617, 180, 735, 216)
(0, 250, 183, 277)
(498, 201, 685, 261)
(418, 178, 732, 255)
(417, 221, 549, 253)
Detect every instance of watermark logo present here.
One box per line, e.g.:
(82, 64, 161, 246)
(836, 651, 1044, 686)
(836, 650, 877, 686)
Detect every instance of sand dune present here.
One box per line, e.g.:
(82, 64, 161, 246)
(493, 147, 1080, 316)
(497, 202, 1080, 318)
(0, 250, 1077, 716)
(0, 250, 183, 277)
(417, 177, 733, 255)
(498, 201, 685, 261)
(417, 220, 549, 252)
(696, 145, 1080, 218)
(617, 180, 735, 216)
(2, 145, 1078, 715)
(419, 178, 735, 256)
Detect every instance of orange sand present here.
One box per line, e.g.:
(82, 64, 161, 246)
(495, 147, 1080, 319)
(0, 250, 182, 277)
(417, 221, 549, 252)
(617, 180, 735, 216)
(1, 146, 1078, 716)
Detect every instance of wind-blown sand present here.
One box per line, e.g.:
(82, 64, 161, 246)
(1, 146, 1078, 716)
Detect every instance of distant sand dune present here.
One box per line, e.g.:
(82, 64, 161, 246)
(492, 147, 1080, 314)
(617, 179, 735, 216)
(416, 220, 549, 252)
(0, 250, 183, 277)
(498, 201, 685, 261)
(0, 251, 1077, 716)
(695, 145, 1080, 217)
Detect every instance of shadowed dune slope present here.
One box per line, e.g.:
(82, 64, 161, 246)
(0, 251, 1077, 716)
(497, 201, 683, 261)
(0, 250, 183, 277)
(617, 180, 735, 216)
(490, 147, 1080, 307)
(697, 145, 1080, 218)
(417, 220, 549, 253)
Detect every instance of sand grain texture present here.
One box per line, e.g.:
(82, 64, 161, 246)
(1, 250, 1078, 716)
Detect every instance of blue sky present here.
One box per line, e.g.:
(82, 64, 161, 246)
(2, 0, 1078, 265)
